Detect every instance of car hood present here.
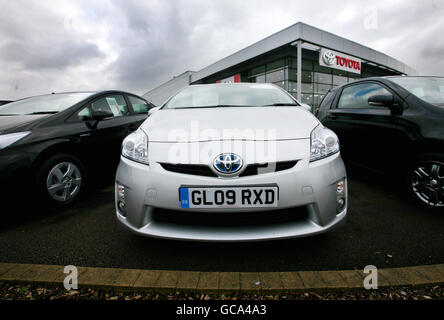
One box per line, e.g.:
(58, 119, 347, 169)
(141, 107, 319, 142)
(0, 114, 48, 134)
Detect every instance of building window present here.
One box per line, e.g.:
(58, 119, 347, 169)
(266, 68, 286, 83)
(254, 74, 265, 83)
(314, 83, 331, 94)
(287, 68, 297, 81)
(314, 72, 332, 84)
(273, 81, 287, 89)
(302, 70, 313, 83)
(333, 74, 348, 86)
(250, 65, 265, 76)
(301, 93, 312, 105)
(288, 81, 297, 94)
(302, 83, 313, 92)
(266, 59, 285, 71)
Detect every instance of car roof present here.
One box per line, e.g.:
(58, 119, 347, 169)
(14, 90, 146, 102)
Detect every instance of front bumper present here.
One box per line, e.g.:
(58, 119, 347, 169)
(115, 152, 347, 242)
(0, 148, 34, 194)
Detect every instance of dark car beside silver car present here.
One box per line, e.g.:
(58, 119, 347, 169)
(0, 91, 154, 207)
(317, 76, 444, 210)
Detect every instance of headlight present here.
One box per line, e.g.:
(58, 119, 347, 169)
(0, 131, 31, 150)
(121, 129, 149, 165)
(310, 125, 339, 162)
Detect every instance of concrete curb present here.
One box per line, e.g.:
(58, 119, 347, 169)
(0, 262, 443, 294)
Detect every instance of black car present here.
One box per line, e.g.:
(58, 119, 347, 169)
(0, 91, 155, 206)
(316, 76, 444, 210)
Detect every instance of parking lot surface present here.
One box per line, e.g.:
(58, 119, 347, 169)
(0, 168, 443, 272)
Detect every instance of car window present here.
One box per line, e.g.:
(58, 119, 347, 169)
(390, 77, 444, 105)
(164, 84, 297, 109)
(91, 94, 129, 117)
(77, 107, 92, 121)
(0, 92, 92, 115)
(128, 95, 150, 114)
(337, 83, 391, 109)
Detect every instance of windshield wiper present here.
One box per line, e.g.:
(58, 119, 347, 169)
(263, 103, 299, 106)
(27, 111, 58, 115)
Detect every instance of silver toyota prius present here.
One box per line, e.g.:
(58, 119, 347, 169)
(115, 83, 347, 241)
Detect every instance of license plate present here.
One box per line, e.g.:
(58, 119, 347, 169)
(179, 186, 278, 208)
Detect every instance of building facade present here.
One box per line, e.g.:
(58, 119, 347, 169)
(143, 22, 416, 109)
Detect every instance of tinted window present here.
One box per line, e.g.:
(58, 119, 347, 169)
(77, 107, 92, 121)
(338, 83, 391, 109)
(91, 94, 129, 117)
(128, 95, 150, 114)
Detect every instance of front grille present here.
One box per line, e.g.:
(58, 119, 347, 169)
(159, 163, 217, 177)
(159, 160, 298, 177)
(152, 206, 308, 227)
(240, 160, 298, 177)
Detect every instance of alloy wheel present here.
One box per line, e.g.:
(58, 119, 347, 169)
(411, 161, 444, 208)
(46, 162, 82, 202)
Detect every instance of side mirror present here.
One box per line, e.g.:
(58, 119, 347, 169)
(148, 106, 161, 116)
(91, 110, 114, 121)
(300, 103, 312, 113)
(368, 94, 394, 107)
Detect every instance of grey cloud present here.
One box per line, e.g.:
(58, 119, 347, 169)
(420, 45, 444, 58)
(107, 1, 202, 93)
(1, 40, 104, 70)
(0, 0, 443, 100)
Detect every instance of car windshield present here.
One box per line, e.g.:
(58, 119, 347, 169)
(390, 77, 444, 106)
(163, 84, 298, 109)
(0, 92, 93, 115)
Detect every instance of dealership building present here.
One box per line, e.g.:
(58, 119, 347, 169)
(143, 22, 416, 109)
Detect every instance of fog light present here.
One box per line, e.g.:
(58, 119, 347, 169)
(336, 197, 345, 211)
(118, 200, 126, 211)
(336, 180, 346, 213)
(117, 184, 126, 216)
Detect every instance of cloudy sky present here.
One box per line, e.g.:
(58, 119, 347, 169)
(0, 0, 443, 100)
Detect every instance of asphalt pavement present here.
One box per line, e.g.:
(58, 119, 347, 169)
(0, 167, 443, 272)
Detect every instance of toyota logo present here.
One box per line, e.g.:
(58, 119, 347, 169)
(322, 51, 336, 66)
(213, 153, 243, 174)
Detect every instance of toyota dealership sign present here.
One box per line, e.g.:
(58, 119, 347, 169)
(319, 48, 361, 74)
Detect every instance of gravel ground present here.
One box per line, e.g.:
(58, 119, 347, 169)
(0, 282, 442, 300)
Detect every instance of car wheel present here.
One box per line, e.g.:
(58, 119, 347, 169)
(407, 155, 444, 210)
(36, 154, 85, 207)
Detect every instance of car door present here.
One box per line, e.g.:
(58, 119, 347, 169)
(321, 81, 404, 171)
(126, 94, 152, 130)
(72, 93, 140, 170)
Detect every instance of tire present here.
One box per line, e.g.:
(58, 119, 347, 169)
(406, 153, 444, 211)
(35, 153, 86, 207)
